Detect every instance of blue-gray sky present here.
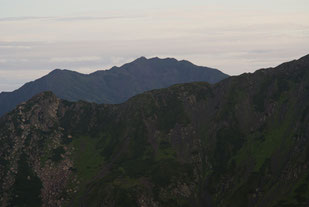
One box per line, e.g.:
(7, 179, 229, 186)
(1, 0, 309, 92)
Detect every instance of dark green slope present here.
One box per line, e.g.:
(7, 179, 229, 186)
(0, 57, 228, 116)
(0, 54, 309, 207)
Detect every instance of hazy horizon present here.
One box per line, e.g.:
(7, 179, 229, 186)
(1, 0, 309, 92)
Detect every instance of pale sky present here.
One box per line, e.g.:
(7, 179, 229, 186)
(0, 0, 309, 92)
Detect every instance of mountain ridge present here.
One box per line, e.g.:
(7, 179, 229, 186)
(1, 54, 309, 206)
(0, 56, 228, 116)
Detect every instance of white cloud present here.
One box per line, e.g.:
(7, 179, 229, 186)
(0, 15, 142, 22)
(49, 56, 102, 63)
(0, 45, 31, 49)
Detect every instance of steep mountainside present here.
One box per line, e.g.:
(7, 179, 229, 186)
(0, 57, 228, 116)
(0, 55, 309, 207)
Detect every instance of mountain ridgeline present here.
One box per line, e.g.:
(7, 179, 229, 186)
(1, 55, 309, 207)
(0, 57, 228, 116)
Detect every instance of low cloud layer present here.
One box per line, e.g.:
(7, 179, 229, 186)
(0, 15, 141, 22)
(0, 6, 308, 92)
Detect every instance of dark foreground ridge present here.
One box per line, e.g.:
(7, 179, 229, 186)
(0, 54, 309, 206)
(0, 57, 228, 116)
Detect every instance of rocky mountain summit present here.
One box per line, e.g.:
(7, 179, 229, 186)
(0, 57, 228, 116)
(0, 54, 309, 206)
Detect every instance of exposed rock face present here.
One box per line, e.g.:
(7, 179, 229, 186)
(0, 54, 309, 206)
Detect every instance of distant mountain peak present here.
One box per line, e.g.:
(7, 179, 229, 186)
(0, 56, 228, 116)
(48, 68, 72, 75)
(131, 56, 148, 64)
(136, 56, 147, 61)
(132, 56, 179, 64)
